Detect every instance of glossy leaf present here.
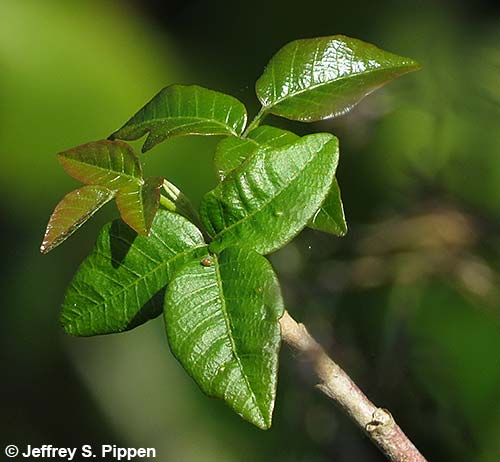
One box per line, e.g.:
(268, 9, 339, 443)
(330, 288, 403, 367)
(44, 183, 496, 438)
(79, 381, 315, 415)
(58, 140, 142, 189)
(214, 136, 257, 181)
(309, 178, 347, 236)
(40, 186, 115, 254)
(164, 246, 283, 429)
(201, 133, 339, 255)
(110, 85, 248, 152)
(214, 126, 346, 236)
(115, 176, 163, 236)
(214, 125, 300, 180)
(248, 125, 300, 146)
(250, 127, 346, 235)
(256, 35, 420, 121)
(61, 210, 207, 336)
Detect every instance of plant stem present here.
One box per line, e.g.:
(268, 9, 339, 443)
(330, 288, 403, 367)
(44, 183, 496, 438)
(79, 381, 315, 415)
(159, 194, 176, 212)
(243, 107, 267, 137)
(160, 183, 211, 242)
(279, 310, 427, 462)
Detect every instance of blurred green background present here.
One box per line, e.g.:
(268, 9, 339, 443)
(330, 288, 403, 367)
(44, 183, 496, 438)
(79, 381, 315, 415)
(2, 0, 500, 461)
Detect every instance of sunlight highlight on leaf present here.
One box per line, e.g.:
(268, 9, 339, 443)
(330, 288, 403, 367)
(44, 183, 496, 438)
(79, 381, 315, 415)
(110, 85, 248, 152)
(40, 185, 115, 254)
(165, 246, 283, 429)
(256, 35, 420, 121)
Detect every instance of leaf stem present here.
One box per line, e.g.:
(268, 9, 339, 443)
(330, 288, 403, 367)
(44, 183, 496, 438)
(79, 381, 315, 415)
(243, 107, 267, 137)
(159, 194, 177, 212)
(160, 180, 211, 243)
(280, 310, 427, 462)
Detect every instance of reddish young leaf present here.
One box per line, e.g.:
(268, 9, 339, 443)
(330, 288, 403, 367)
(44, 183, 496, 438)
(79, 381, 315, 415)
(58, 140, 142, 189)
(40, 186, 115, 254)
(115, 177, 163, 236)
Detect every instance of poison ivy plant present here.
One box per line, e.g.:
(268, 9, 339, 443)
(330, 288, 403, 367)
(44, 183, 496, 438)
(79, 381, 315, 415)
(202, 133, 339, 254)
(109, 85, 248, 152)
(40, 186, 115, 254)
(214, 126, 347, 236)
(41, 35, 419, 429)
(255, 35, 420, 121)
(165, 246, 283, 429)
(41, 140, 164, 248)
(61, 210, 207, 336)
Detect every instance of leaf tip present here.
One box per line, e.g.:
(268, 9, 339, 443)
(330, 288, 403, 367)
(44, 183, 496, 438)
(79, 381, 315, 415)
(39, 240, 50, 254)
(39, 221, 60, 255)
(56, 150, 67, 164)
(255, 416, 272, 430)
(141, 134, 156, 153)
(243, 406, 273, 430)
(404, 58, 422, 73)
(122, 217, 152, 237)
(125, 223, 147, 236)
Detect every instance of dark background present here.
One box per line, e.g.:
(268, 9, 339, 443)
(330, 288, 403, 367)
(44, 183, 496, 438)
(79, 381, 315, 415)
(1, 0, 500, 460)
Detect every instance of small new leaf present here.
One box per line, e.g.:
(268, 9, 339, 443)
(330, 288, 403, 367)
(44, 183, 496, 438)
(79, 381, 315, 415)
(110, 85, 248, 152)
(116, 176, 163, 236)
(256, 35, 420, 121)
(61, 210, 207, 336)
(161, 180, 203, 229)
(40, 186, 115, 254)
(58, 140, 142, 189)
(202, 133, 339, 255)
(164, 246, 283, 429)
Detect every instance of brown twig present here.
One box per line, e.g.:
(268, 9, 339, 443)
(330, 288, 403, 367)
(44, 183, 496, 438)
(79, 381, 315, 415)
(280, 310, 427, 462)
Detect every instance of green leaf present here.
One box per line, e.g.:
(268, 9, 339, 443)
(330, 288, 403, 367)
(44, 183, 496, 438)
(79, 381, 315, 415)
(214, 125, 300, 180)
(256, 35, 420, 121)
(309, 178, 347, 236)
(214, 137, 257, 181)
(61, 209, 207, 336)
(201, 133, 339, 255)
(248, 124, 300, 146)
(249, 127, 347, 236)
(115, 176, 163, 236)
(110, 85, 248, 152)
(213, 126, 346, 236)
(40, 186, 115, 254)
(164, 246, 283, 429)
(58, 140, 142, 189)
